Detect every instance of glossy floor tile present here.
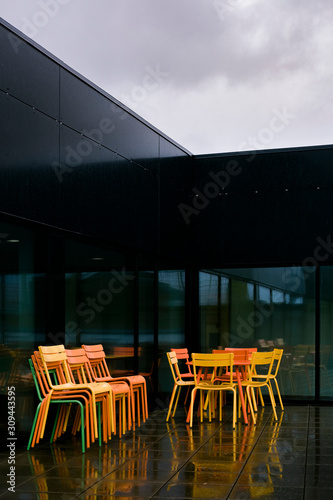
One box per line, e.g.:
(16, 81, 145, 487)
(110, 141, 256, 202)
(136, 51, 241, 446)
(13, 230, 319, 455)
(0, 404, 333, 499)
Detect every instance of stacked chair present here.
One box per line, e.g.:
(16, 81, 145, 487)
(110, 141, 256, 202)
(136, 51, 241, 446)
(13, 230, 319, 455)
(65, 348, 132, 438)
(28, 346, 114, 452)
(28, 343, 149, 451)
(28, 353, 87, 452)
(82, 344, 148, 429)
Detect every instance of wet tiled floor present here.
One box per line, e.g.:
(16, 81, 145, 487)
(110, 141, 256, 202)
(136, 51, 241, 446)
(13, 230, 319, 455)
(1, 404, 333, 499)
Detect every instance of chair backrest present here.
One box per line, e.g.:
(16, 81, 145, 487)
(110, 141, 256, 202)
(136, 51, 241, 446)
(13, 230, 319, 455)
(31, 352, 54, 398)
(192, 352, 234, 385)
(29, 357, 45, 402)
(215, 348, 250, 363)
(38, 345, 72, 388)
(81, 344, 111, 379)
(170, 348, 193, 375)
(166, 351, 186, 384)
(65, 348, 94, 384)
(271, 348, 284, 377)
(248, 351, 275, 381)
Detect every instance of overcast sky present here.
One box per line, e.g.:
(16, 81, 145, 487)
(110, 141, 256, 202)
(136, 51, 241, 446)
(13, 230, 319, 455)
(1, 0, 333, 155)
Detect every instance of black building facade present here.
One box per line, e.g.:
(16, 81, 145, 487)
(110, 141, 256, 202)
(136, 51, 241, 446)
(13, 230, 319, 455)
(1, 19, 333, 444)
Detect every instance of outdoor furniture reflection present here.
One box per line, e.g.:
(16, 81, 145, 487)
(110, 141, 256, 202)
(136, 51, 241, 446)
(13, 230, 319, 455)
(280, 345, 312, 395)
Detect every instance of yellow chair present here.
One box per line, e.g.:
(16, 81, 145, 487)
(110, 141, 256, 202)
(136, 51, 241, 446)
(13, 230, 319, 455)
(28, 354, 89, 452)
(269, 348, 284, 410)
(190, 352, 237, 428)
(241, 351, 278, 424)
(166, 351, 195, 421)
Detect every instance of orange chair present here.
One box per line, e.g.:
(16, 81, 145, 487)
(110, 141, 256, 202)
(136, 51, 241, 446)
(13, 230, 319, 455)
(214, 348, 251, 378)
(223, 347, 263, 409)
(82, 344, 148, 429)
(65, 348, 131, 438)
(170, 348, 194, 379)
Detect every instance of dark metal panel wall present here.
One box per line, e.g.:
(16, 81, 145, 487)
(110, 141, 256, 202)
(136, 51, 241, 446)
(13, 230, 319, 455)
(59, 69, 160, 166)
(193, 147, 333, 267)
(158, 137, 195, 263)
(0, 21, 190, 259)
(0, 24, 59, 118)
(58, 124, 159, 252)
(0, 93, 60, 222)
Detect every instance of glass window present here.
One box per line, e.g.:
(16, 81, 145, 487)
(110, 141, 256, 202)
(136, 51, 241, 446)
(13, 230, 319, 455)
(199, 272, 230, 352)
(199, 267, 316, 400)
(0, 223, 45, 349)
(320, 267, 333, 399)
(65, 240, 135, 376)
(158, 270, 185, 393)
(0, 220, 46, 441)
(138, 269, 155, 393)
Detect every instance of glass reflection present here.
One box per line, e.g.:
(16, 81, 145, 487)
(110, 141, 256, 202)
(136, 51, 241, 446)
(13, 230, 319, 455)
(199, 268, 316, 399)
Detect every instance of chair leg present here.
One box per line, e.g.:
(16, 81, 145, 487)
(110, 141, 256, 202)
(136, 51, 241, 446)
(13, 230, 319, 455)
(166, 385, 178, 422)
(246, 386, 256, 424)
(172, 385, 182, 418)
(190, 388, 197, 428)
(184, 385, 191, 405)
(27, 402, 42, 450)
(232, 389, 237, 429)
(267, 383, 278, 421)
(273, 378, 284, 409)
